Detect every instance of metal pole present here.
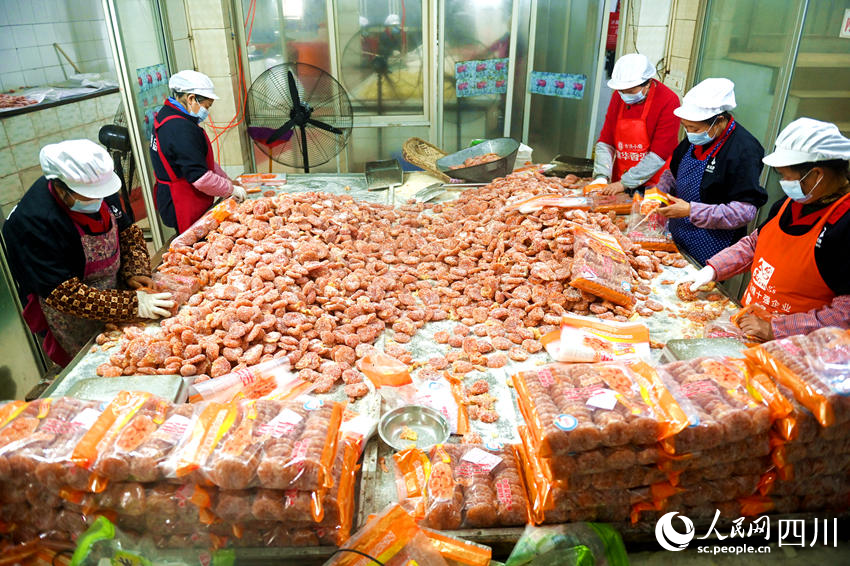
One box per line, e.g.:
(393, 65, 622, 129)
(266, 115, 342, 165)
(100, 0, 164, 251)
(521, 0, 538, 144)
(503, 0, 521, 137)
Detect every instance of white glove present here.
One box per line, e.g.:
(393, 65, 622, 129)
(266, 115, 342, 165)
(137, 291, 175, 319)
(686, 265, 716, 293)
(231, 184, 248, 203)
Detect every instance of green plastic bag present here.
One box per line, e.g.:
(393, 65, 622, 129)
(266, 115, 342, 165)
(69, 516, 235, 566)
(505, 523, 629, 566)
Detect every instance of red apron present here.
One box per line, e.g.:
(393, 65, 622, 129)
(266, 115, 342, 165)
(612, 82, 663, 186)
(743, 193, 850, 315)
(153, 113, 216, 233)
(23, 209, 122, 366)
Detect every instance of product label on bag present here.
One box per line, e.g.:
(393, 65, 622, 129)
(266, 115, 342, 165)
(258, 409, 303, 438)
(461, 447, 503, 473)
(152, 414, 192, 443)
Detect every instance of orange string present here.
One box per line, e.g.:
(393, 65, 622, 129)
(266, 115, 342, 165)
(208, 0, 257, 161)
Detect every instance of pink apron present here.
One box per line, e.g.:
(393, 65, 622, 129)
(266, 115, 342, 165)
(24, 211, 121, 366)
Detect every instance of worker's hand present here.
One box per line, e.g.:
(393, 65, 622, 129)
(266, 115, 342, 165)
(126, 275, 154, 290)
(737, 312, 774, 342)
(601, 181, 626, 196)
(658, 195, 691, 218)
(231, 185, 248, 203)
(684, 265, 716, 293)
(137, 290, 175, 319)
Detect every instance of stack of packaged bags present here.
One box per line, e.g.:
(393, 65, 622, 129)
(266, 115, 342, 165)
(514, 326, 850, 527)
(0, 392, 359, 549)
(745, 327, 850, 514)
(513, 361, 693, 524)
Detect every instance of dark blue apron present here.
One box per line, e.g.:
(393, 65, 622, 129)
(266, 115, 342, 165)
(668, 121, 737, 265)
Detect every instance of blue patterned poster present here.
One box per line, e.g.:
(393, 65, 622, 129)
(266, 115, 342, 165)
(455, 58, 510, 98)
(529, 71, 586, 99)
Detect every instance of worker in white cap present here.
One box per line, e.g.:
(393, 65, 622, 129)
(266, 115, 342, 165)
(590, 53, 680, 195)
(151, 70, 247, 233)
(686, 118, 850, 340)
(654, 78, 768, 265)
(3, 140, 174, 366)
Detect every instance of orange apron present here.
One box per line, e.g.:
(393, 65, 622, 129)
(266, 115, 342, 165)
(612, 82, 663, 186)
(743, 193, 850, 315)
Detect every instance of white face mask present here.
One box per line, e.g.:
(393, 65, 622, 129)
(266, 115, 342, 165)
(779, 168, 821, 203)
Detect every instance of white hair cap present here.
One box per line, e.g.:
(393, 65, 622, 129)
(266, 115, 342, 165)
(763, 118, 850, 167)
(674, 78, 736, 122)
(40, 139, 120, 199)
(607, 53, 656, 90)
(168, 70, 219, 100)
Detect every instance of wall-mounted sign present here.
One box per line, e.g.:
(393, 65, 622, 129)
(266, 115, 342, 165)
(529, 71, 586, 99)
(135, 64, 169, 141)
(840, 8, 850, 38)
(455, 58, 509, 98)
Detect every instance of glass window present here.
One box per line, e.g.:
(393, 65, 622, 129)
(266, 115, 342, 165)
(696, 0, 804, 145)
(242, 0, 331, 79)
(525, 0, 604, 161)
(336, 0, 425, 117)
(441, 0, 514, 153)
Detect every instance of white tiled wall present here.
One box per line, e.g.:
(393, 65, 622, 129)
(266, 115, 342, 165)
(0, 91, 122, 217)
(0, 0, 114, 91)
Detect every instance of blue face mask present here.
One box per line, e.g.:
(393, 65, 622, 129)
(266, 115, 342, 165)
(619, 90, 646, 105)
(188, 97, 209, 123)
(686, 117, 718, 146)
(70, 198, 103, 213)
(779, 169, 821, 203)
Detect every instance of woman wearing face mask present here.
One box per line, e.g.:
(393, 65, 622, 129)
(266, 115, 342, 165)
(685, 118, 850, 341)
(591, 53, 680, 196)
(151, 70, 247, 233)
(655, 78, 768, 265)
(2, 140, 175, 366)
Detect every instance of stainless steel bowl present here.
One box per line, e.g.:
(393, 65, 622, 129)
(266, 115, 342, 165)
(436, 137, 520, 183)
(378, 405, 450, 451)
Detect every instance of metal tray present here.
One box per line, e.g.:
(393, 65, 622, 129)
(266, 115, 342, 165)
(364, 159, 403, 191)
(64, 374, 188, 403)
(659, 338, 748, 364)
(436, 137, 520, 183)
(545, 154, 594, 178)
(378, 405, 450, 451)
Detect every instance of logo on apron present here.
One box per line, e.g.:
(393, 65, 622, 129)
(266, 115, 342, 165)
(751, 258, 775, 290)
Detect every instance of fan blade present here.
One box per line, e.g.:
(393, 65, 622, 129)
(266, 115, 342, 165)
(266, 119, 294, 145)
(288, 70, 301, 109)
(300, 124, 309, 173)
(307, 118, 343, 135)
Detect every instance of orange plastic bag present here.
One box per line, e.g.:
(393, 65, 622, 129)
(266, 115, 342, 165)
(541, 314, 650, 363)
(393, 447, 432, 521)
(504, 193, 592, 214)
(589, 191, 634, 214)
(639, 188, 672, 215)
(745, 327, 850, 427)
(513, 362, 689, 457)
(72, 391, 153, 471)
(582, 180, 608, 194)
(169, 197, 238, 250)
(626, 194, 677, 251)
(657, 357, 787, 454)
(569, 226, 636, 307)
(357, 351, 415, 408)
